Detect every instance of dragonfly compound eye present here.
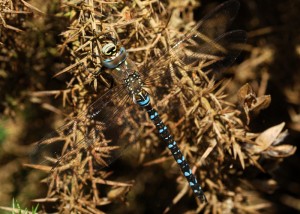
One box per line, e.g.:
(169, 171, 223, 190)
(102, 43, 117, 56)
(101, 45, 127, 69)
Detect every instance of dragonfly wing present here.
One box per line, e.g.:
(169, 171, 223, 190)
(31, 84, 142, 170)
(185, 0, 241, 42)
(141, 0, 245, 77)
(177, 29, 247, 72)
(138, 0, 246, 110)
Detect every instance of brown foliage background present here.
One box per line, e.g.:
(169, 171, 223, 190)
(0, 0, 299, 213)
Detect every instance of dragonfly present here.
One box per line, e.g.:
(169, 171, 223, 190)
(32, 0, 246, 203)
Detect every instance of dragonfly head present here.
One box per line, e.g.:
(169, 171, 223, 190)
(102, 42, 118, 56)
(98, 32, 127, 69)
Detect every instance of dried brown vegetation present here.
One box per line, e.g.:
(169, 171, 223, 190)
(0, 0, 299, 213)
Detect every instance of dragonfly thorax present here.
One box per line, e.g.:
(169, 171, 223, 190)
(124, 71, 145, 97)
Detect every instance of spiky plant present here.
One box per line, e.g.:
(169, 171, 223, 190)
(0, 0, 297, 213)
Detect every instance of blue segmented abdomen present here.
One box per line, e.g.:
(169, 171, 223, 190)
(137, 94, 207, 202)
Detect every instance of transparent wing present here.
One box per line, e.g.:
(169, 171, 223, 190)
(139, 0, 246, 111)
(183, 0, 241, 44)
(31, 84, 142, 170)
(141, 0, 247, 81)
(144, 30, 247, 84)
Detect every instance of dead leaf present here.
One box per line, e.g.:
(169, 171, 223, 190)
(265, 144, 297, 158)
(237, 83, 271, 124)
(252, 122, 286, 153)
